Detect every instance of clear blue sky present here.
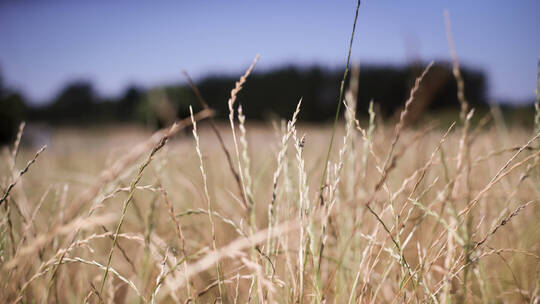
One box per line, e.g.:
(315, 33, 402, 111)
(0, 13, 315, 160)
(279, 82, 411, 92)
(0, 0, 538, 104)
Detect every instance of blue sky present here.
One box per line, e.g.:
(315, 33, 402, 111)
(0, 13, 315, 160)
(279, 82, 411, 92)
(0, 0, 538, 104)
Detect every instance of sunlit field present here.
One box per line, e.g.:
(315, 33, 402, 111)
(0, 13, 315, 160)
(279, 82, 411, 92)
(1, 1, 540, 302)
(2, 73, 540, 303)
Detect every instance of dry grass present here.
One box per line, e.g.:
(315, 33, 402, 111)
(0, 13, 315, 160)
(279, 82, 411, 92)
(1, 3, 539, 302)
(1, 84, 539, 303)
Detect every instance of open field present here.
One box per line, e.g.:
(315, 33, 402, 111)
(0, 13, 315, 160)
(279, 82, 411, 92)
(1, 0, 539, 302)
(1, 89, 540, 303)
(1, 8, 540, 302)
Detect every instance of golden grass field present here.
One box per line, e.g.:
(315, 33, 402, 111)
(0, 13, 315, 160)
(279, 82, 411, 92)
(1, 4, 540, 302)
(1, 69, 540, 303)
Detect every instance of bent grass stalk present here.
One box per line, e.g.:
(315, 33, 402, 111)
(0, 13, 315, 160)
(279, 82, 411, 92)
(0, 146, 46, 207)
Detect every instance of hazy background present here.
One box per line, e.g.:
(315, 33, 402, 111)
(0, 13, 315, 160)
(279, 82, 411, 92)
(1, 0, 539, 142)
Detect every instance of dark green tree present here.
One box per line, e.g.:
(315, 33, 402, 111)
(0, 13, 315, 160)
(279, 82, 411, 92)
(43, 81, 99, 124)
(116, 85, 144, 122)
(0, 68, 28, 144)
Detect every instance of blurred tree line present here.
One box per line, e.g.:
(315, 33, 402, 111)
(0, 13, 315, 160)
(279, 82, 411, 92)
(1, 61, 533, 144)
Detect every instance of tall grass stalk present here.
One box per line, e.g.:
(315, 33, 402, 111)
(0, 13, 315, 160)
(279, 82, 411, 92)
(190, 106, 224, 301)
(293, 129, 309, 304)
(183, 70, 247, 211)
(227, 55, 259, 215)
(98, 124, 172, 299)
(267, 99, 302, 278)
(319, 0, 361, 203)
(238, 105, 254, 211)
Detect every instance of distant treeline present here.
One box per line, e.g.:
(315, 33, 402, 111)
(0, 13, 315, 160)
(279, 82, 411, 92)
(0, 62, 534, 144)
